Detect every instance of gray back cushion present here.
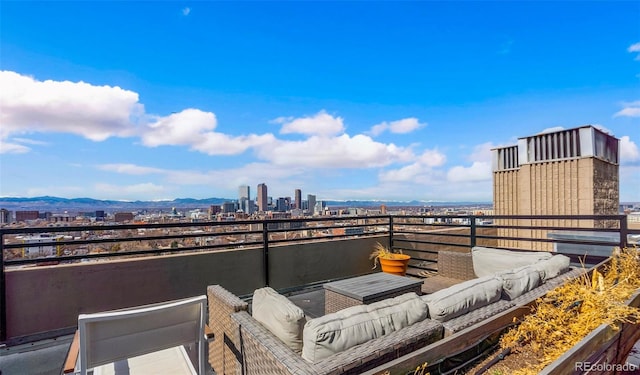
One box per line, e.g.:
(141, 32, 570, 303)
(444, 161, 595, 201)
(422, 275, 502, 322)
(301, 292, 428, 362)
(472, 246, 552, 277)
(252, 287, 306, 353)
(532, 254, 571, 282)
(496, 265, 541, 300)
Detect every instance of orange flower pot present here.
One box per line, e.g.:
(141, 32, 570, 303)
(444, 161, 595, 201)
(379, 254, 411, 276)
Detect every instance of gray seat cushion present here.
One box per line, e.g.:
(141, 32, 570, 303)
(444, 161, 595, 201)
(301, 292, 428, 362)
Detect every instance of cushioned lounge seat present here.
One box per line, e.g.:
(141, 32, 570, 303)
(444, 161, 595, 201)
(208, 249, 581, 375)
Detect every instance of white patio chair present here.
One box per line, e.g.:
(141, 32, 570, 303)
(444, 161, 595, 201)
(63, 295, 212, 375)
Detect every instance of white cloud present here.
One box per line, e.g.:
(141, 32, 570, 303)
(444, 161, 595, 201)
(195, 132, 276, 155)
(369, 118, 424, 136)
(0, 141, 30, 154)
(379, 163, 426, 183)
(0, 72, 424, 172)
(0, 72, 278, 157)
(379, 149, 446, 183)
(418, 149, 447, 167)
(445, 142, 495, 183)
(276, 110, 345, 136)
(467, 142, 495, 163)
(614, 101, 640, 118)
(94, 182, 168, 199)
(12, 137, 49, 146)
(388, 118, 423, 133)
(258, 134, 413, 168)
(98, 164, 166, 175)
(620, 135, 640, 163)
(369, 123, 388, 137)
(182, 7, 191, 16)
(166, 163, 303, 189)
(0, 71, 141, 142)
(142, 109, 217, 146)
(25, 185, 84, 197)
(628, 42, 640, 60)
(142, 109, 276, 155)
(447, 161, 492, 183)
(321, 172, 494, 202)
(94, 162, 305, 196)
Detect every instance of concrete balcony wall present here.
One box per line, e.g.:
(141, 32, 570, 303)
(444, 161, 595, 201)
(4, 236, 383, 342)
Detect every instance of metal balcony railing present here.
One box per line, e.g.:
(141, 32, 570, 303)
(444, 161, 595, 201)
(1, 214, 638, 343)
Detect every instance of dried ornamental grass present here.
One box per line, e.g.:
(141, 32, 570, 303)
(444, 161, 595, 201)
(498, 248, 640, 375)
(370, 242, 405, 269)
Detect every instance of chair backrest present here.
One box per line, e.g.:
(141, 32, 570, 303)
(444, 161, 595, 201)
(78, 295, 206, 375)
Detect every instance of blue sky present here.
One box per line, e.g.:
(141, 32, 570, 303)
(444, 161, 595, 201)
(1, 1, 639, 202)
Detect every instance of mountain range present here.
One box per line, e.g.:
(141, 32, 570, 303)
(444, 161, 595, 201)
(0, 196, 492, 212)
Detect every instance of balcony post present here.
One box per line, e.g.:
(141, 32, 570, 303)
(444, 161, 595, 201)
(620, 215, 629, 249)
(388, 216, 394, 250)
(470, 215, 477, 249)
(263, 222, 270, 287)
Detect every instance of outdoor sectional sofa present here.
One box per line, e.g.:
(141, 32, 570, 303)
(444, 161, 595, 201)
(207, 247, 586, 375)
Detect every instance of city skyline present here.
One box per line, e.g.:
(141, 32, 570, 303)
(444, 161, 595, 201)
(1, 2, 639, 202)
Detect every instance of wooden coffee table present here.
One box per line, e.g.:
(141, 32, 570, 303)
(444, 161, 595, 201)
(323, 272, 423, 314)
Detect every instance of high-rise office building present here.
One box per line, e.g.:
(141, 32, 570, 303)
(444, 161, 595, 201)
(95, 210, 105, 222)
(257, 183, 268, 212)
(307, 194, 316, 215)
(315, 201, 326, 216)
(492, 125, 619, 250)
(276, 197, 289, 212)
(295, 189, 302, 210)
(239, 185, 252, 214)
(222, 201, 237, 214)
(0, 209, 11, 224)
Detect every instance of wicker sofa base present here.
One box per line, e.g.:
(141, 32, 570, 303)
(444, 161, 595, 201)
(233, 310, 443, 375)
(208, 285, 443, 375)
(207, 252, 587, 374)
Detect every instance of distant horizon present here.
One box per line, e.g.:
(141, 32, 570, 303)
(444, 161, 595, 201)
(2, 194, 639, 208)
(0, 195, 495, 205)
(2, 2, 639, 202)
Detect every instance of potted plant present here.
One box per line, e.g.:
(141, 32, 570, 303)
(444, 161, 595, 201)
(370, 242, 411, 276)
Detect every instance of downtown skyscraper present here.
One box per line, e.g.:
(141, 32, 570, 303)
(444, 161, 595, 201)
(239, 185, 252, 214)
(257, 183, 268, 212)
(295, 189, 302, 210)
